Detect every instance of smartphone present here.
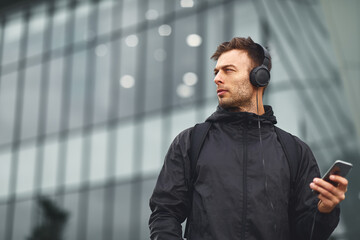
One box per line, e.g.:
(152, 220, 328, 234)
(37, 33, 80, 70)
(313, 160, 352, 194)
(321, 160, 353, 186)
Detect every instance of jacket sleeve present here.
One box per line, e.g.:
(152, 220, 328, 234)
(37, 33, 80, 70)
(289, 137, 340, 240)
(149, 129, 192, 240)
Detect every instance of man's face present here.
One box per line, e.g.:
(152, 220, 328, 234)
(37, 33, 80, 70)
(213, 49, 256, 111)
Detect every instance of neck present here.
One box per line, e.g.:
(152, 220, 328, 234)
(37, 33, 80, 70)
(227, 104, 265, 115)
(228, 89, 265, 115)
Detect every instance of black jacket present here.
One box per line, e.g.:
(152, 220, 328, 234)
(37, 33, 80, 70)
(149, 106, 339, 240)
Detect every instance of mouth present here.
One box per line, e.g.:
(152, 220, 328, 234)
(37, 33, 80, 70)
(217, 89, 228, 96)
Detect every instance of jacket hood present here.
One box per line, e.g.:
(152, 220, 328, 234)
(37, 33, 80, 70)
(206, 105, 277, 125)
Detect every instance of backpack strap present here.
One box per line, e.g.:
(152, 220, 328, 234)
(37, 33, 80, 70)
(189, 122, 212, 184)
(184, 122, 212, 238)
(274, 126, 301, 190)
(274, 126, 303, 238)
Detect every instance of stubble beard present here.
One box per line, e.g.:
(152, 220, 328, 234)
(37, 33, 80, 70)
(218, 89, 255, 112)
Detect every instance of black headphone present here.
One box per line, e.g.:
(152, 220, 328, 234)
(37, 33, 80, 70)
(249, 43, 271, 87)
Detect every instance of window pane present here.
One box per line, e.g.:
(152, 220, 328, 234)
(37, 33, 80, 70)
(118, 37, 137, 119)
(147, 0, 165, 20)
(51, 8, 68, 51)
(116, 122, 134, 178)
(26, 12, 47, 58)
(171, 107, 196, 139)
(46, 57, 64, 135)
(142, 116, 162, 173)
(21, 65, 42, 140)
(17, 144, 36, 194)
(144, 28, 164, 113)
(0, 72, 17, 145)
(65, 135, 82, 186)
(41, 140, 59, 192)
(97, 0, 114, 36)
(63, 191, 80, 240)
(233, 1, 259, 37)
(74, 2, 91, 43)
(121, 0, 138, 29)
(172, 15, 198, 106)
(86, 187, 105, 240)
(12, 199, 32, 240)
(2, 17, 23, 65)
(68, 51, 86, 131)
(90, 130, 107, 182)
(0, 204, 7, 238)
(113, 183, 131, 239)
(0, 152, 11, 198)
(93, 43, 110, 125)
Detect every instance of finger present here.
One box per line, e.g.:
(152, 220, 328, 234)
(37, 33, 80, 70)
(329, 175, 348, 192)
(311, 182, 337, 200)
(316, 183, 346, 205)
(317, 190, 343, 205)
(312, 178, 338, 193)
(310, 181, 345, 203)
(329, 175, 348, 185)
(312, 177, 347, 196)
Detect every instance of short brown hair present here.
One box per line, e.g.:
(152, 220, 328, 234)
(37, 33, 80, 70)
(211, 37, 272, 71)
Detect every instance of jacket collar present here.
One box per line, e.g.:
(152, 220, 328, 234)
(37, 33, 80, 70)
(206, 105, 277, 125)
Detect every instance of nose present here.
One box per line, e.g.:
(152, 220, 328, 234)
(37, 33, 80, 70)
(214, 71, 223, 86)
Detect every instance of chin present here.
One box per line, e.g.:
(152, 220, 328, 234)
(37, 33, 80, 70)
(219, 101, 234, 109)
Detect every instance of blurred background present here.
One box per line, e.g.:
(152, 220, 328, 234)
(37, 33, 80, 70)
(0, 0, 359, 239)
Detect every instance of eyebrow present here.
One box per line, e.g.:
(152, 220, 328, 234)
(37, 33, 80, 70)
(214, 64, 237, 72)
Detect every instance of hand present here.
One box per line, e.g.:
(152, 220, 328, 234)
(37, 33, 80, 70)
(309, 175, 348, 213)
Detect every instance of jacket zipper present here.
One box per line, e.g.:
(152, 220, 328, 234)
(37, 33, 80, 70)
(242, 127, 247, 239)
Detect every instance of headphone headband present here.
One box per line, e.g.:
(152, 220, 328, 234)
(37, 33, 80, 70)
(258, 44, 271, 70)
(249, 43, 271, 87)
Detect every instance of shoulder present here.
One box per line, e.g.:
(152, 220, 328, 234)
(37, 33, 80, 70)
(275, 126, 313, 155)
(172, 126, 193, 145)
(166, 126, 194, 156)
(276, 126, 320, 176)
(168, 122, 212, 157)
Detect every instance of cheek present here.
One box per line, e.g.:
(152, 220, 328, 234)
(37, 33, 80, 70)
(234, 77, 252, 91)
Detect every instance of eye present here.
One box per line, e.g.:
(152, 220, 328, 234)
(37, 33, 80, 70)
(214, 70, 219, 76)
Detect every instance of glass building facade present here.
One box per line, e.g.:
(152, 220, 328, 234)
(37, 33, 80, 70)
(0, 0, 359, 239)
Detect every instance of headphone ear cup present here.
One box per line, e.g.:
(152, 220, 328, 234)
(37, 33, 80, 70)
(250, 66, 270, 87)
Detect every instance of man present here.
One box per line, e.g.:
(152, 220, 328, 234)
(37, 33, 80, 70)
(149, 37, 348, 239)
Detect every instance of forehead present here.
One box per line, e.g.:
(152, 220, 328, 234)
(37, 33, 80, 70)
(215, 49, 252, 69)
